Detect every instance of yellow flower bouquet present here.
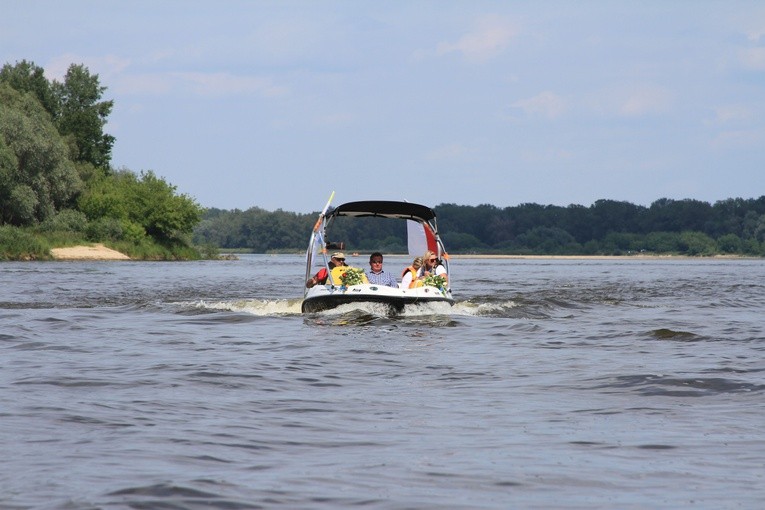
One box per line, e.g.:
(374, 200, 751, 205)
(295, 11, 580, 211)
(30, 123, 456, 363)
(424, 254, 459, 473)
(339, 267, 366, 286)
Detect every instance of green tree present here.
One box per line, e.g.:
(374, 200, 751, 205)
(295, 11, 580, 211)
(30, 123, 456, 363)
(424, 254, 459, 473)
(742, 238, 764, 256)
(443, 231, 489, 252)
(0, 60, 57, 116)
(561, 203, 594, 243)
(644, 231, 681, 253)
(645, 198, 712, 233)
(0, 83, 83, 225)
(516, 226, 579, 254)
(710, 198, 749, 237)
(601, 231, 642, 254)
(52, 64, 115, 168)
(79, 169, 202, 246)
(717, 233, 742, 254)
(679, 231, 716, 256)
(752, 214, 765, 242)
(193, 207, 245, 248)
(135, 171, 202, 244)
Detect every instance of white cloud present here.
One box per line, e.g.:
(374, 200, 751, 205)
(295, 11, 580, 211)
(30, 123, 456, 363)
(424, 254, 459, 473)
(436, 16, 518, 62)
(584, 84, 674, 119)
(710, 129, 764, 149)
(744, 17, 765, 42)
(147, 49, 177, 63)
(111, 73, 173, 95)
(313, 112, 356, 127)
(518, 147, 574, 164)
(618, 85, 673, 117)
(747, 29, 765, 43)
(712, 104, 754, 124)
(425, 143, 470, 161)
(109, 71, 288, 98)
(172, 72, 287, 97)
(510, 91, 566, 119)
(246, 19, 325, 62)
(739, 46, 765, 70)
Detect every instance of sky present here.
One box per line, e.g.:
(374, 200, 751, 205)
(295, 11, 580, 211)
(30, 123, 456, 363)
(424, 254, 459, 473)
(2, 1, 764, 213)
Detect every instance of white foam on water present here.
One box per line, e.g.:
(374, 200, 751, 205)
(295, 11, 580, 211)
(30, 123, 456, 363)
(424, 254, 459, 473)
(398, 301, 455, 316)
(450, 300, 520, 316)
(195, 299, 303, 316)
(182, 297, 521, 319)
(317, 301, 393, 316)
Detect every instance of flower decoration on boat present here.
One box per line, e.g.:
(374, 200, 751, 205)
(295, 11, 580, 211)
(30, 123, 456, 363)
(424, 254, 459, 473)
(422, 274, 447, 289)
(340, 267, 365, 286)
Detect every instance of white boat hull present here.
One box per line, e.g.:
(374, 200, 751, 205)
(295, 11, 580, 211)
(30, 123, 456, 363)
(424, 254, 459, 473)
(301, 284, 454, 313)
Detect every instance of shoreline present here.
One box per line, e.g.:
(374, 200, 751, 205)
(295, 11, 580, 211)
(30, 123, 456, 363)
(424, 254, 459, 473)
(333, 253, 761, 261)
(348, 253, 757, 261)
(48, 246, 758, 262)
(445, 254, 754, 260)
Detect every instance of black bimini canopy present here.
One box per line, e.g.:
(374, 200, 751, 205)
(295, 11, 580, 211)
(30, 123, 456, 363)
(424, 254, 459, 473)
(328, 201, 436, 222)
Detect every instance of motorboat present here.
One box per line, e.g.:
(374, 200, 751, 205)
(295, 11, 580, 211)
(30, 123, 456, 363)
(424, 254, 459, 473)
(301, 194, 454, 313)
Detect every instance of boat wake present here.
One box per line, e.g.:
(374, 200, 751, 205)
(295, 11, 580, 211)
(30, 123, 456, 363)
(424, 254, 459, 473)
(452, 299, 522, 317)
(179, 297, 524, 319)
(189, 298, 303, 316)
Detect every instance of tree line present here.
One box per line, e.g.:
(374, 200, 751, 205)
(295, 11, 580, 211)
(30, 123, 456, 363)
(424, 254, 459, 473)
(435, 198, 765, 255)
(193, 197, 765, 256)
(0, 60, 203, 260)
(194, 207, 411, 254)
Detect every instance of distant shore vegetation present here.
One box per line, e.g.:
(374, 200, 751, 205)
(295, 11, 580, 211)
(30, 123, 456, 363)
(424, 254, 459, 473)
(194, 197, 765, 257)
(3, 60, 764, 261)
(0, 59, 203, 261)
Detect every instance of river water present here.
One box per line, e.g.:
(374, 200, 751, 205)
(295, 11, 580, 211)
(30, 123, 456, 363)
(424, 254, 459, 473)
(1, 255, 763, 509)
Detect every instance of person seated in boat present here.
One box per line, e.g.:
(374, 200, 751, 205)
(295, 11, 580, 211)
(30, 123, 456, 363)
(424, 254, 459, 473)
(400, 256, 423, 289)
(365, 252, 398, 288)
(330, 257, 368, 287)
(306, 252, 346, 288)
(416, 250, 448, 284)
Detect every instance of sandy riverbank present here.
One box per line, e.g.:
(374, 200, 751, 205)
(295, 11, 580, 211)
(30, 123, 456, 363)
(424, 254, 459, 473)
(50, 244, 131, 261)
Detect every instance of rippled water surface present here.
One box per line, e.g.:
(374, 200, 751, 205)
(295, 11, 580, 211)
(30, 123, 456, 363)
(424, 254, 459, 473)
(1, 255, 764, 509)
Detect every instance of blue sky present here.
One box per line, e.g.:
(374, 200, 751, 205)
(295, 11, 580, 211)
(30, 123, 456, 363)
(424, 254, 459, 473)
(2, 1, 764, 212)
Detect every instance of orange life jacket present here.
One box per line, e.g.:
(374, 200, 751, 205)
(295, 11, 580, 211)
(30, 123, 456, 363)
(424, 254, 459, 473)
(401, 266, 421, 288)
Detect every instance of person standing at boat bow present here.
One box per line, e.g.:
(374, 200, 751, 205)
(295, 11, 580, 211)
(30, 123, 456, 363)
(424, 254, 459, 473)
(366, 252, 398, 288)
